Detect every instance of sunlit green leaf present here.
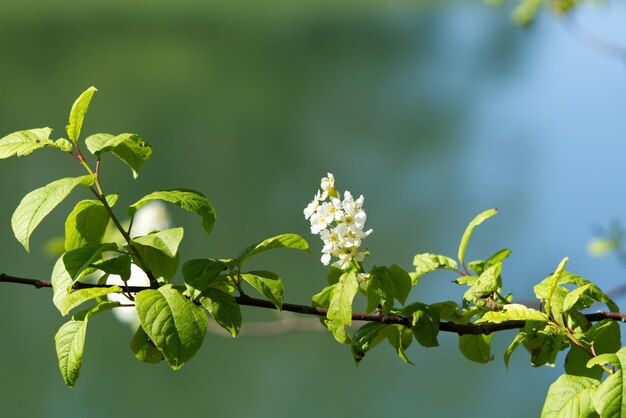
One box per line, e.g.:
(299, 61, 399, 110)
(240, 271, 284, 310)
(132, 228, 184, 282)
(326, 271, 358, 344)
(541, 374, 600, 418)
(66, 86, 97, 143)
(55, 319, 86, 388)
(128, 189, 216, 234)
(560, 273, 619, 313)
(59, 286, 122, 317)
(51, 249, 122, 315)
(469, 248, 511, 276)
(472, 262, 502, 298)
(589, 347, 626, 418)
(412, 253, 458, 282)
(135, 285, 208, 370)
(544, 257, 569, 318)
(64, 200, 111, 251)
(85, 133, 152, 178)
(0, 127, 54, 159)
(477, 304, 547, 324)
(458, 208, 497, 267)
(199, 288, 242, 337)
(53, 138, 73, 152)
(523, 322, 568, 367)
(11, 175, 95, 252)
(54, 300, 118, 387)
(563, 284, 595, 312)
(504, 332, 526, 369)
(237, 233, 309, 266)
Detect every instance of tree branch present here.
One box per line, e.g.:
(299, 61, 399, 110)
(1, 272, 625, 336)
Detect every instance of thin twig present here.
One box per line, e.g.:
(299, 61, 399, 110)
(1, 272, 625, 336)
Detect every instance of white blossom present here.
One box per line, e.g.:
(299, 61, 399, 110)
(303, 191, 322, 220)
(319, 173, 336, 200)
(304, 173, 372, 270)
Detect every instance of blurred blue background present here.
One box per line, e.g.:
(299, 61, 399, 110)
(1, 1, 625, 417)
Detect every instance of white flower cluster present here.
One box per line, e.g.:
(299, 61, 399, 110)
(304, 173, 372, 269)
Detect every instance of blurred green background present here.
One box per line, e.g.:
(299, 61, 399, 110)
(1, 1, 626, 417)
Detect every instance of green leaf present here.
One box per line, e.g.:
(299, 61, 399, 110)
(471, 262, 502, 298)
(458, 208, 497, 267)
(11, 175, 96, 252)
(62, 243, 118, 281)
(128, 189, 216, 234)
(131, 228, 184, 282)
(0, 127, 54, 159)
(412, 253, 458, 282)
(388, 264, 412, 304)
(541, 374, 600, 418)
(523, 322, 568, 367)
(455, 275, 479, 286)
(504, 332, 526, 369)
(54, 300, 118, 387)
(55, 319, 87, 387)
(58, 286, 122, 317)
(387, 325, 414, 364)
(544, 257, 569, 318)
(459, 334, 494, 363)
(485, 248, 511, 266)
(237, 233, 310, 266)
(66, 86, 97, 143)
(589, 347, 626, 418)
(135, 285, 208, 370)
(563, 284, 594, 312)
(365, 266, 395, 313)
(240, 271, 284, 310)
(51, 250, 123, 315)
(54, 138, 73, 152)
(560, 273, 619, 313)
(64, 200, 111, 251)
(351, 322, 389, 365)
(312, 284, 335, 308)
(326, 265, 344, 285)
(431, 301, 465, 323)
(326, 272, 359, 344)
(93, 255, 132, 282)
(469, 249, 512, 276)
(199, 288, 242, 337)
(183, 258, 226, 297)
(402, 302, 440, 348)
(477, 304, 548, 324)
(565, 319, 620, 379)
(535, 271, 618, 312)
(131, 326, 164, 364)
(85, 133, 152, 178)
(586, 353, 619, 369)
